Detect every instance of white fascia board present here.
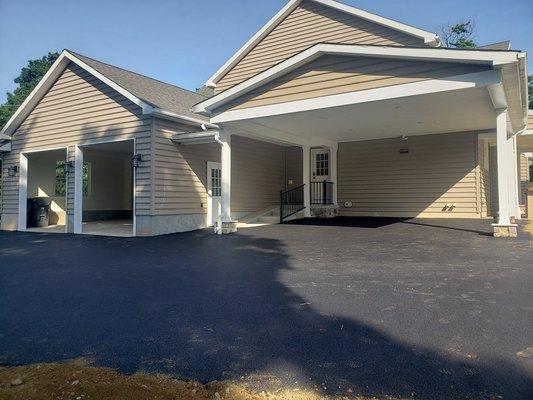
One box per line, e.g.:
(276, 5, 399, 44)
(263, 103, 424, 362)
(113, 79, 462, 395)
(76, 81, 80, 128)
(205, 0, 440, 86)
(205, 0, 301, 87)
(211, 70, 502, 123)
(150, 108, 218, 129)
(171, 130, 221, 145)
(0, 133, 11, 141)
(313, 0, 439, 45)
(195, 43, 519, 114)
(1, 50, 154, 137)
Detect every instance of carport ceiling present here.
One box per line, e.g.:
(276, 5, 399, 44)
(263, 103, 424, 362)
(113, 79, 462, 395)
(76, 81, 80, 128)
(225, 87, 497, 143)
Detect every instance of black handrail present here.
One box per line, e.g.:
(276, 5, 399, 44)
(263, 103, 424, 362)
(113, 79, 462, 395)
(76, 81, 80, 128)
(310, 180, 334, 205)
(280, 184, 305, 223)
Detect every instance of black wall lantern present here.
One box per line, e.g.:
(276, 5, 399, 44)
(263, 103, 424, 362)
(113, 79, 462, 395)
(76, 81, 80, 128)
(7, 165, 19, 177)
(65, 161, 75, 174)
(132, 154, 142, 168)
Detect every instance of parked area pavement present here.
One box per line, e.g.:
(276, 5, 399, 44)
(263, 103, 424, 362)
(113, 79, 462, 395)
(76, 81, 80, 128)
(0, 217, 532, 399)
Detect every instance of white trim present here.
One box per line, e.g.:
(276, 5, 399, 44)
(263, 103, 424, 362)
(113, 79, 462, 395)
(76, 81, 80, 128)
(302, 144, 311, 217)
(74, 137, 136, 237)
(171, 130, 220, 145)
(196, 43, 519, 114)
(150, 108, 217, 129)
(0, 133, 11, 141)
(205, 0, 440, 86)
(206, 161, 222, 228)
(487, 82, 508, 110)
(211, 70, 501, 123)
(0, 142, 11, 152)
(1, 50, 209, 138)
(219, 132, 232, 227)
(17, 153, 28, 231)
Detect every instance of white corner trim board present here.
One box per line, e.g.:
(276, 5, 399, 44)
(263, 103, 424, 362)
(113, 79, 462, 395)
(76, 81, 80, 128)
(210, 70, 502, 123)
(194, 43, 521, 115)
(205, 0, 440, 86)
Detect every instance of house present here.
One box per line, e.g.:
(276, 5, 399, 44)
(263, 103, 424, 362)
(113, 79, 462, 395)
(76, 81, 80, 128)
(0, 0, 530, 237)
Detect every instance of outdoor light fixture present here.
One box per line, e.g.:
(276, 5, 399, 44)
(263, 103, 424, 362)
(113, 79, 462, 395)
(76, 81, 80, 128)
(400, 135, 409, 141)
(8, 165, 19, 177)
(132, 154, 142, 168)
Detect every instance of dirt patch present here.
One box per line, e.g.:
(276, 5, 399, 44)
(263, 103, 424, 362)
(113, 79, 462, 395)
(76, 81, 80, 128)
(0, 359, 395, 400)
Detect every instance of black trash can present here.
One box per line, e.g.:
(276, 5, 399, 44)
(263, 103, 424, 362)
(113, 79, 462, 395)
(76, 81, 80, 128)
(27, 197, 52, 228)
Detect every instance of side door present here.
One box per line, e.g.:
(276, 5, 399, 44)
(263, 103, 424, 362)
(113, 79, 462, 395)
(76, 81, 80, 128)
(207, 161, 222, 227)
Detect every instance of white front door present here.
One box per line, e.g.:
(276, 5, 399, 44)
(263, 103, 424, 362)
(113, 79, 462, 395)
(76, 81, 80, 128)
(207, 162, 222, 227)
(311, 148, 330, 182)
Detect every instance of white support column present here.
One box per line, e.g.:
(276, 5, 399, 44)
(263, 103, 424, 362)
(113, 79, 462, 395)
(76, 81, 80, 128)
(330, 144, 338, 205)
(302, 144, 311, 217)
(510, 136, 521, 220)
(492, 109, 517, 237)
(74, 146, 83, 234)
(17, 153, 28, 231)
(219, 131, 236, 234)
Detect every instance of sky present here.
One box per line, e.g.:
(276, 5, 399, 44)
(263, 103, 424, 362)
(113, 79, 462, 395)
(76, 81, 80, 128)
(0, 0, 532, 103)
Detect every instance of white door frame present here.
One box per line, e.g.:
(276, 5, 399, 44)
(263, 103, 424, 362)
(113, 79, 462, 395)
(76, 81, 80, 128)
(206, 161, 222, 228)
(18, 146, 69, 232)
(74, 137, 136, 236)
(310, 147, 330, 182)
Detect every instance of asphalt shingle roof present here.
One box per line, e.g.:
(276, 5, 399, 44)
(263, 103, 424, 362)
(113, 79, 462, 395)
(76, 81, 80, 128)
(67, 50, 209, 122)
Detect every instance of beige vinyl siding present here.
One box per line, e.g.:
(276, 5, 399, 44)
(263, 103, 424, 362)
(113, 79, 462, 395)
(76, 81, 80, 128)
(489, 146, 499, 217)
(477, 137, 491, 216)
(152, 125, 288, 216)
(285, 146, 303, 188)
(216, 0, 425, 92)
(528, 115, 533, 130)
(231, 135, 286, 213)
(338, 132, 481, 218)
(1, 62, 152, 228)
(153, 118, 219, 216)
(519, 154, 530, 205)
(221, 55, 490, 111)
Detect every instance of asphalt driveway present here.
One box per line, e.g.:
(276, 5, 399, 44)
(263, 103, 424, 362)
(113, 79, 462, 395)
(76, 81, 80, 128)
(0, 217, 532, 399)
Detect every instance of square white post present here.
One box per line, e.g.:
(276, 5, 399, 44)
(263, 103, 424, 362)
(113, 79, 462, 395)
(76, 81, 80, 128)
(330, 144, 338, 205)
(492, 109, 517, 237)
(17, 153, 28, 231)
(302, 144, 311, 217)
(510, 136, 521, 220)
(74, 146, 83, 234)
(219, 131, 236, 234)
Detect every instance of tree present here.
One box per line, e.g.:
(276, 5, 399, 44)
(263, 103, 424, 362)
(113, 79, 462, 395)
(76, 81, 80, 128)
(0, 52, 60, 129)
(527, 75, 533, 110)
(440, 20, 477, 48)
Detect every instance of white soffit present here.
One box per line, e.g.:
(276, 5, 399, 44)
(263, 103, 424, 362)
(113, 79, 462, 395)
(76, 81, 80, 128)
(205, 0, 440, 86)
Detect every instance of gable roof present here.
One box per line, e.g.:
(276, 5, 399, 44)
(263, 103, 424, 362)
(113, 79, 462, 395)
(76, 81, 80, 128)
(205, 0, 441, 87)
(1, 50, 213, 137)
(195, 43, 524, 115)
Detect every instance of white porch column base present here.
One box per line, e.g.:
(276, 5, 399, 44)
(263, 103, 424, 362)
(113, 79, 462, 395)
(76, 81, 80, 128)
(492, 108, 517, 238)
(302, 144, 311, 217)
(219, 131, 236, 234)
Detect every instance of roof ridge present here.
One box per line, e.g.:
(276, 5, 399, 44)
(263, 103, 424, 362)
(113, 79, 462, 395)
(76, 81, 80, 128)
(65, 49, 208, 99)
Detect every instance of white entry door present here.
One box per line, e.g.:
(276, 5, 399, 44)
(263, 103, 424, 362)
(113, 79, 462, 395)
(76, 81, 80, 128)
(311, 148, 330, 182)
(207, 162, 222, 227)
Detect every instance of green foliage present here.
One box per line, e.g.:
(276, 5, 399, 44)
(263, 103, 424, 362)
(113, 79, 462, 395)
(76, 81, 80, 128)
(0, 52, 60, 129)
(441, 20, 477, 48)
(55, 161, 90, 197)
(527, 75, 533, 110)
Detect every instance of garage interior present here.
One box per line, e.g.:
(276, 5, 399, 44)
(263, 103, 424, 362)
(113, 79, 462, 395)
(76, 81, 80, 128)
(80, 140, 134, 237)
(26, 148, 68, 233)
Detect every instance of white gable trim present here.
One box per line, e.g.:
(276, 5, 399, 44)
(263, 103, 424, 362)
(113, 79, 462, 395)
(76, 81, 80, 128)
(205, 0, 440, 87)
(210, 70, 502, 123)
(0, 50, 155, 137)
(194, 43, 521, 114)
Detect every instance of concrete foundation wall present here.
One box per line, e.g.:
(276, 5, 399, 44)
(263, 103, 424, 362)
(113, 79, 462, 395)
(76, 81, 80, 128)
(136, 214, 207, 236)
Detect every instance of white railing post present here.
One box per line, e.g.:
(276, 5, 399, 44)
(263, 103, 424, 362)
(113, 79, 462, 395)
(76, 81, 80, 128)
(302, 144, 311, 217)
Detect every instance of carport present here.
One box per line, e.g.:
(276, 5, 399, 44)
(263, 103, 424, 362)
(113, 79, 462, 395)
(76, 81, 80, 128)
(74, 140, 134, 237)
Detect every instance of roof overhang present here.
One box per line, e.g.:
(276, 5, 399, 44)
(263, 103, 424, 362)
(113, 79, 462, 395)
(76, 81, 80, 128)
(171, 130, 221, 145)
(205, 0, 440, 87)
(1, 50, 212, 137)
(194, 43, 524, 116)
